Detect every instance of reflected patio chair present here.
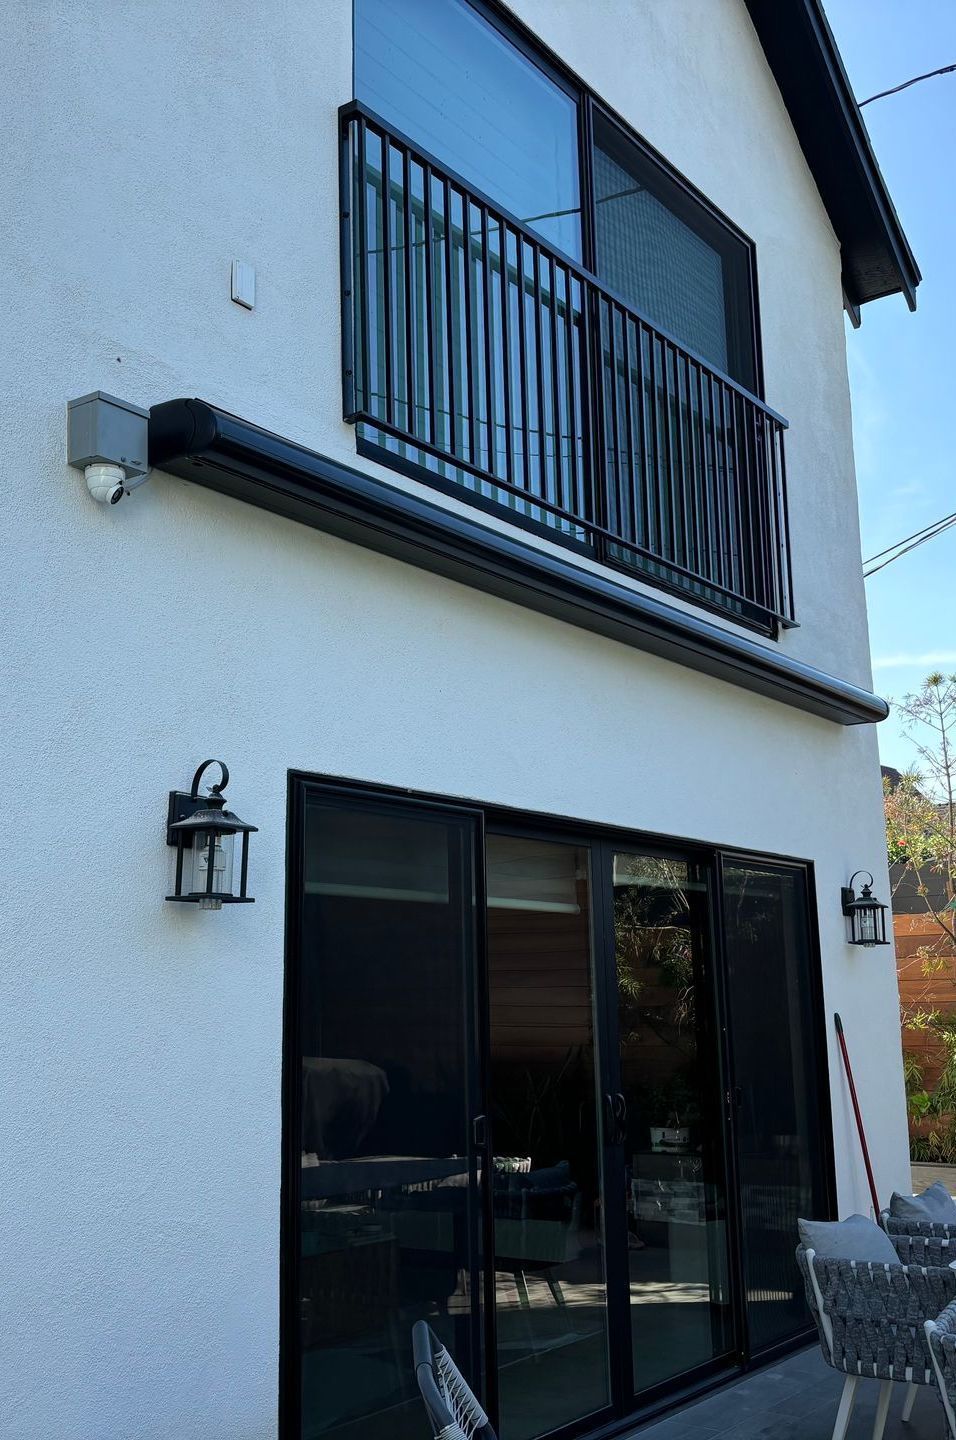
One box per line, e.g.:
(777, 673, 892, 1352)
(413, 1321, 497, 1440)
(797, 1234, 956, 1440)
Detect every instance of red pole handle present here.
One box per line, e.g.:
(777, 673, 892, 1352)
(834, 1012, 880, 1218)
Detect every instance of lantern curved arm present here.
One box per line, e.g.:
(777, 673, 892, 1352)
(847, 870, 875, 895)
(189, 758, 229, 800)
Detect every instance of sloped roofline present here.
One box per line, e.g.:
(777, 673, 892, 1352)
(745, 0, 920, 310)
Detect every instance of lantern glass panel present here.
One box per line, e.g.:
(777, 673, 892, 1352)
(858, 906, 877, 945)
(189, 829, 235, 907)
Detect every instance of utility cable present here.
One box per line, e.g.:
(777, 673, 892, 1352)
(860, 62, 956, 107)
(864, 512, 956, 578)
(864, 509, 956, 566)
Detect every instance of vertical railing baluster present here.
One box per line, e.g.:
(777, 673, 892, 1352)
(422, 163, 437, 447)
(606, 303, 623, 542)
(778, 426, 794, 621)
(356, 120, 370, 419)
(580, 282, 605, 552)
(723, 383, 744, 599)
(563, 268, 580, 518)
(672, 345, 688, 571)
(401, 148, 415, 437)
(548, 257, 564, 511)
(688, 354, 702, 578)
(662, 345, 678, 565)
(442, 178, 457, 459)
(340, 117, 356, 418)
(765, 418, 784, 619)
(693, 363, 712, 587)
(648, 331, 663, 561)
(531, 242, 547, 503)
(380, 136, 394, 427)
(621, 316, 637, 550)
(633, 321, 649, 552)
(498, 217, 513, 490)
(461, 195, 477, 466)
(516, 236, 531, 497)
(480, 206, 495, 480)
(707, 374, 725, 592)
(739, 397, 762, 611)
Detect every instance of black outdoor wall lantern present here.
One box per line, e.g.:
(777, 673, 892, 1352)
(841, 871, 889, 947)
(166, 759, 257, 910)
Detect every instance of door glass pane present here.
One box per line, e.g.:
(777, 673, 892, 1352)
(296, 797, 480, 1440)
(722, 862, 829, 1352)
(593, 112, 755, 391)
(355, 0, 581, 259)
(612, 853, 733, 1394)
(487, 835, 610, 1439)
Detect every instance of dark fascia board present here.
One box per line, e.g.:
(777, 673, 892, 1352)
(148, 398, 888, 727)
(745, 0, 920, 311)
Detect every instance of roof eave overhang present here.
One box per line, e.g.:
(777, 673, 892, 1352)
(745, 0, 920, 312)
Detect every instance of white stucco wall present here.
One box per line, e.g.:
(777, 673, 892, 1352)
(0, 2, 906, 1437)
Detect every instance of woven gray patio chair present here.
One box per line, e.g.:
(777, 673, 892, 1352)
(797, 1233, 956, 1440)
(413, 1321, 496, 1440)
(882, 1209, 956, 1244)
(926, 1297, 956, 1437)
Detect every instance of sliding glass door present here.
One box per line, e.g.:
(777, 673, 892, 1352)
(720, 859, 832, 1354)
(285, 783, 833, 1440)
(291, 792, 484, 1440)
(486, 834, 611, 1440)
(606, 852, 733, 1398)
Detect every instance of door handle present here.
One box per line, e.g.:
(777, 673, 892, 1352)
(605, 1093, 627, 1146)
(472, 1114, 488, 1148)
(604, 1093, 620, 1145)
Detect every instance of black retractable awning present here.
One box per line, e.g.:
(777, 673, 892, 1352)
(149, 398, 888, 727)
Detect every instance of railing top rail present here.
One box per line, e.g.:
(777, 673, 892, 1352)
(341, 98, 790, 430)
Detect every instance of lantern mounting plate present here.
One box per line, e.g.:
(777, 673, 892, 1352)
(167, 789, 206, 846)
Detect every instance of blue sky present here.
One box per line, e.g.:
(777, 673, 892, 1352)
(822, 0, 956, 772)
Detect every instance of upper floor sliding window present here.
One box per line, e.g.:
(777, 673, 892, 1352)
(353, 0, 758, 389)
(347, 0, 792, 634)
(354, 0, 582, 259)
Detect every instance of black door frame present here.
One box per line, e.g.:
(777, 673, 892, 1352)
(280, 773, 835, 1440)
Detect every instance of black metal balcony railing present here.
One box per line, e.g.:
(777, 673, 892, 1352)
(339, 101, 795, 633)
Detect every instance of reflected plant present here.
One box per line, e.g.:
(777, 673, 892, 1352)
(614, 864, 695, 1052)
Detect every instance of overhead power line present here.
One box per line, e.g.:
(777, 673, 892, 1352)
(864, 509, 956, 578)
(860, 61, 956, 106)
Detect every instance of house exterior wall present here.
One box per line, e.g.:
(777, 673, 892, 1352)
(0, 2, 905, 1437)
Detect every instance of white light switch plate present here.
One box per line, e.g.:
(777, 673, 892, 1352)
(231, 259, 256, 309)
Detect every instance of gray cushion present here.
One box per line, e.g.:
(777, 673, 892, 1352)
(798, 1213, 898, 1264)
(890, 1181, 956, 1224)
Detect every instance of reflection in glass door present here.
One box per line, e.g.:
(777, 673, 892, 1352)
(294, 796, 483, 1440)
(486, 834, 611, 1440)
(609, 852, 733, 1396)
(721, 861, 830, 1353)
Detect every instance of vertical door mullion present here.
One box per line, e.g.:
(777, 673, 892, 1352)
(591, 839, 633, 1416)
(711, 850, 751, 1368)
(470, 810, 499, 1429)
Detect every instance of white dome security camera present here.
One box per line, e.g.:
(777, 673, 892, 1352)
(67, 393, 150, 507)
(84, 462, 127, 505)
